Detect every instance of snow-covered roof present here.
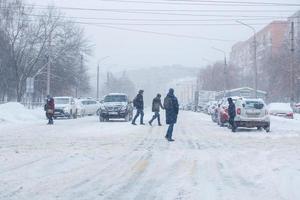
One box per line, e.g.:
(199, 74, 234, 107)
(106, 93, 128, 96)
(228, 87, 267, 94)
(53, 96, 73, 99)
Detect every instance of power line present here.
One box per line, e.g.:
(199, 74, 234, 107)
(90, 23, 236, 42)
(16, 5, 297, 18)
(27, 14, 289, 22)
(99, 0, 300, 6)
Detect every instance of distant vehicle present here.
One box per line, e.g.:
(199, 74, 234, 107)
(235, 98, 270, 132)
(268, 103, 294, 119)
(74, 99, 85, 117)
(53, 96, 77, 119)
(79, 99, 100, 116)
(293, 103, 300, 113)
(98, 93, 133, 122)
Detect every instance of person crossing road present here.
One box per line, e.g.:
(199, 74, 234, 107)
(132, 90, 145, 125)
(149, 93, 164, 126)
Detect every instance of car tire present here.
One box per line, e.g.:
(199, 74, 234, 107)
(257, 127, 263, 131)
(73, 110, 77, 119)
(125, 114, 130, 122)
(265, 126, 270, 133)
(99, 116, 105, 122)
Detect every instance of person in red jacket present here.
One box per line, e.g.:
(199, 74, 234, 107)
(45, 95, 55, 125)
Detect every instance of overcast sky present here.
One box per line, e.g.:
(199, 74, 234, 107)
(29, 0, 300, 73)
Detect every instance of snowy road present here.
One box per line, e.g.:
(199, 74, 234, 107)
(1, 111, 300, 200)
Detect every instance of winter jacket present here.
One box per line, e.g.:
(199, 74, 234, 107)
(133, 93, 144, 110)
(45, 98, 55, 114)
(164, 92, 179, 124)
(152, 97, 163, 112)
(228, 102, 236, 118)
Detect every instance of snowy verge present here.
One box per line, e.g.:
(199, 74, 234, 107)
(0, 102, 44, 124)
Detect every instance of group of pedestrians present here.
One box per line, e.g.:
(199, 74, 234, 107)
(43, 88, 179, 142)
(131, 88, 179, 142)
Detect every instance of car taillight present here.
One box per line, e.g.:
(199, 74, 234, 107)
(287, 113, 293, 118)
(237, 108, 241, 115)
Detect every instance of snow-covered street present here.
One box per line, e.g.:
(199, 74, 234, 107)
(1, 110, 300, 200)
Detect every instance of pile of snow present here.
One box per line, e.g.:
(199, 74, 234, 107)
(0, 102, 44, 123)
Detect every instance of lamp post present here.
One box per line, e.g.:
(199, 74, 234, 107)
(236, 20, 257, 98)
(97, 56, 110, 100)
(212, 47, 228, 94)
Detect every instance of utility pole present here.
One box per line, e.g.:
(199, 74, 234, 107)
(97, 63, 100, 100)
(78, 54, 83, 98)
(46, 30, 51, 96)
(253, 34, 258, 98)
(212, 47, 228, 94)
(290, 21, 295, 103)
(236, 20, 258, 98)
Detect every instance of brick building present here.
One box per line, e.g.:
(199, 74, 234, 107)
(229, 21, 288, 86)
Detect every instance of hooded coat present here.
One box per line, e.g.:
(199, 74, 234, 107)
(164, 90, 179, 124)
(152, 96, 163, 112)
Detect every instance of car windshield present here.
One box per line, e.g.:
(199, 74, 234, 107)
(245, 101, 264, 109)
(54, 98, 69, 104)
(104, 95, 127, 102)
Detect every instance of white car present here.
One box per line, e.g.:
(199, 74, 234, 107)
(74, 99, 85, 117)
(79, 99, 100, 116)
(53, 96, 77, 119)
(268, 103, 294, 119)
(234, 98, 270, 132)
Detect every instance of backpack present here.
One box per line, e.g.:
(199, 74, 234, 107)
(133, 96, 138, 107)
(44, 104, 48, 111)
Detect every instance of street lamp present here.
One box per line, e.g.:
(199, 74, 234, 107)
(236, 20, 258, 98)
(212, 47, 228, 93)
(97, 56, 110, 100)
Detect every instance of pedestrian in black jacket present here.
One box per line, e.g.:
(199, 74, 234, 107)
(228, 97, 237, 132)
(163, 88, 179, 142)
(149, 93, 164, 126)
(132, 90, 145, 125)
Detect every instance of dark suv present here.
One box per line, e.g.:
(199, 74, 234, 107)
(98, 93, 133, 122)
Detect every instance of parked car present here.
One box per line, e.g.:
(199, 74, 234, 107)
(79, 99, 100, 116)
(293, 103, 300, 113)
(74, 99, 85, 117)
(53, 96, 77, 119)
(217, 97, 241, 126)
(98, 93, 133, 122)
(234, 98, 270, 132)
(268, 103, 294, 119)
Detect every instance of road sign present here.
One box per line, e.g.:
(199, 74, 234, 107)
(26, 77, 34, 94)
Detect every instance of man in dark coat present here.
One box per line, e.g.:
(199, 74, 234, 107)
(149, 93, 164, 126)
(227, 97, 236, 132)
(163, 88, 179, 142)
(132, 90, 145, 125)
(45, 95, 55, 125)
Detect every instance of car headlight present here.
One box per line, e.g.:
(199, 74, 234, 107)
(100, 105, 106, 110)
(63, 107, 69, 113)
(120, 106, 127, 111)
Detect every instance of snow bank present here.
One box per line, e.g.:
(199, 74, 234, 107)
(0, 102, 44, 123)
(268, 103, 293, 113)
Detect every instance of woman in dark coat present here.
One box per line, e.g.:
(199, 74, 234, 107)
(163, 88, 179, 141)
(45, 95, 55, 125)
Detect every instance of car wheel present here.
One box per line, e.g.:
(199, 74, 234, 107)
(257, 127, 263, 131)
(73, 110, 77, 119)
(265, 126, 270, 133)
(125, 114, 130, 122)
(99, 116, 104, 122)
